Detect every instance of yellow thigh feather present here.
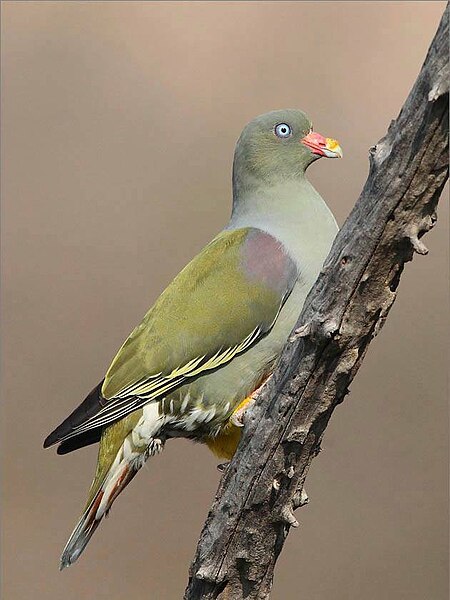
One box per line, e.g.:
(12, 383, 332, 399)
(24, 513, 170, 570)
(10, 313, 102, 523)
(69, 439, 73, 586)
(204, 394, 254, 460)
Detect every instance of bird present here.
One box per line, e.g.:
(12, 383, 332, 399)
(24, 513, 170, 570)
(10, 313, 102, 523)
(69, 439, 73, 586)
(44, 108, 342, 569)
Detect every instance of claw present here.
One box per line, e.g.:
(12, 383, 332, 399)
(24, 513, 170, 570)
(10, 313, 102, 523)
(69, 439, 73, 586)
(230, 407, 248, 428)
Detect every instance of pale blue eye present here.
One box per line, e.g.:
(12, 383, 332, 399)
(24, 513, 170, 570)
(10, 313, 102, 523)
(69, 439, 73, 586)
(275, 123, 292, 138)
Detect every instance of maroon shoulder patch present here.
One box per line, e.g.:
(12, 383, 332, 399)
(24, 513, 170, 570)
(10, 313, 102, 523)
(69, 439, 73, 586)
(240, 229, 298, 295)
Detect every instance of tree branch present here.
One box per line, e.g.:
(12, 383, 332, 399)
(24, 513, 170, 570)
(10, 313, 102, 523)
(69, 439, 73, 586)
(184, 6, 449, 599)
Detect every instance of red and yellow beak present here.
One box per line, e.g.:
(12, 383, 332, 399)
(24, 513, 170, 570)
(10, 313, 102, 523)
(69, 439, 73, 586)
(301, 131, 343, 159)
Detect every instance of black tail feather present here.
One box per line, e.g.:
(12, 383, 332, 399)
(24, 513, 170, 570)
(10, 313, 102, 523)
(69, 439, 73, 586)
(56, 428, 103, 454)
(44, 381, 105, 449)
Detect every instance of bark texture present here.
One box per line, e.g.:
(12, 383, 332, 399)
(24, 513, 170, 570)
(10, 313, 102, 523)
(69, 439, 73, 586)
(185, 7, 449, 600)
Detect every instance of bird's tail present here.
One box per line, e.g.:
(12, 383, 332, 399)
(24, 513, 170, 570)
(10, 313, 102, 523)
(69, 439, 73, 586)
(59, 408, 164, 570)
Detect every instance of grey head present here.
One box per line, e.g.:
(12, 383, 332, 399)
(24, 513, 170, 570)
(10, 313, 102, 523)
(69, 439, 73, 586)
(232, 109, 342, 200)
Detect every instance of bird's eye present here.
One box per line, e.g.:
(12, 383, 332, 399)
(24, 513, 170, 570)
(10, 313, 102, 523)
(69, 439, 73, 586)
(274, 123, 292, 138)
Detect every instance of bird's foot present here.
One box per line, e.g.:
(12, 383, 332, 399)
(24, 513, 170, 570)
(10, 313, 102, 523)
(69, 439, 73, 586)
(230, 399, 254, 427)
(150, 438, 164, 455)
(144, 438, 164, 460)
(217, 462, 230, 472)
(230, 375, 273, 427)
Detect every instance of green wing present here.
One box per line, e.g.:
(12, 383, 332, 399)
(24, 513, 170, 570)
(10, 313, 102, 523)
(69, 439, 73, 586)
(68, 227, 297, 436)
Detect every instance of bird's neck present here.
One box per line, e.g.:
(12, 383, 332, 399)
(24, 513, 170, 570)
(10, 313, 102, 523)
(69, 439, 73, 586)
(227, 176, 338, 269)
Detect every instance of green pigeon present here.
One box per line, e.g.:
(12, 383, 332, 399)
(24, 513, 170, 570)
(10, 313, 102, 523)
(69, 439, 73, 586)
(44, 109, 342, 569)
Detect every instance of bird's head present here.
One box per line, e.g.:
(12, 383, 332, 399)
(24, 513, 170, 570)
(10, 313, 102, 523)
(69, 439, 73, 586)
(233, 109, 342, 191)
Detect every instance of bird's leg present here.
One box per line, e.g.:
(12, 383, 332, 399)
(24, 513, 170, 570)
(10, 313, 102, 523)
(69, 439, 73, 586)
(230, 375, 273, 427)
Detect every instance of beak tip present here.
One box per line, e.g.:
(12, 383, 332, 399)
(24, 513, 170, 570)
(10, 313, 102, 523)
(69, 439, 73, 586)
(325, 138, 343, 159)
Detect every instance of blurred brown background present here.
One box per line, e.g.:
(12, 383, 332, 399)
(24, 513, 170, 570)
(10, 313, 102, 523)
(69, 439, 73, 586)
(2, 2, 448, 599)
